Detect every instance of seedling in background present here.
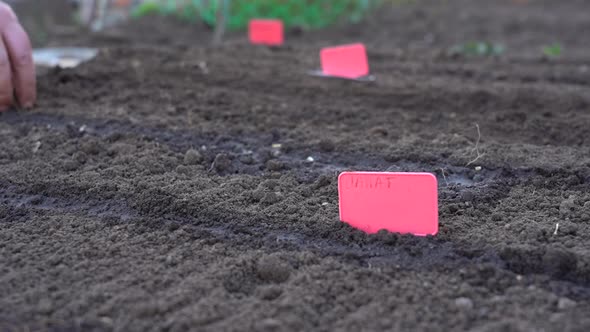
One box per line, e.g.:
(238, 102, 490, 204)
(131, 1, 160, 17)
(449, 41, 505, 57)
(338, 172, 438, 236)
(542, 43, 563, 58)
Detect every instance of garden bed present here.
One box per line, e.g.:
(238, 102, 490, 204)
(1, 0, 590, 330)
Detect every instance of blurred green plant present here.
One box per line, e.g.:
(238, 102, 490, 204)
(448, 41, 505, 57)
(542, 43, 563, 58)
(132, 0, 378, 29)
(131, 1, 161, 17)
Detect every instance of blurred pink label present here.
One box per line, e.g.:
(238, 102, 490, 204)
(249, 19, 284, 46)
(320, 43, 369, 79)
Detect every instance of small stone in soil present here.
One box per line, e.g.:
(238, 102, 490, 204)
(32, 141, 41, 153)
(184, 148, 203, 165)
(256, 285, 283, 300)
(257, 318, 282, 331)
(559, 195, 576, 216)
(62, 159, 79, 171)
(212, 153, 231, 172)
(557, 297, 576, 310)
(454, 297, 474, 310)
(73, 152, 87, 164)
(256, 255, 292, 283)
(266, 159, 284, 171)
(80, 139, 102, 155)
(37, 298, 53, 314)
(260, 192, 281, 204)
(240, 155, 255, 165)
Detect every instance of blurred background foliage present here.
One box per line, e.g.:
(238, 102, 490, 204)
(132, 0, 380, 29)
(9, 0, 395, 46)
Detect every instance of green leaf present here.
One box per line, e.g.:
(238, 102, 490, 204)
(449, 41, 505, 56)
(131, 1, 163, 18)
(542, 43, 563, 58)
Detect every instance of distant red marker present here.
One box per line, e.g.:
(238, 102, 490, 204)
(249, 19, 284, 46)
(320, 43, 369, 79)
(338, 172, 438, 236)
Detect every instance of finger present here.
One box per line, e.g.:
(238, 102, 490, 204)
(0, 2, 17, 25)
(0, 36, 14, 112)
(2, 20, 36, 108)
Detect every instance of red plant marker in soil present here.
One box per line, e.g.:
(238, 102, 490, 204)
(320, 43, 369, 79)
(248, 19, 284, 46)
(338, 172, 438, 236)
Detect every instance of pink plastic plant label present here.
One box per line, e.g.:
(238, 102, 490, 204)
(320, 43, 369, 79)
(249, 19, 284, 46)
(338, 172, 438, 236)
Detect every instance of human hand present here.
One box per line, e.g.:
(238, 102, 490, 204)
(0, 1, 36, 111)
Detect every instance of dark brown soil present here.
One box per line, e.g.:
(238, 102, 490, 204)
(2, 1, 590, 331)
